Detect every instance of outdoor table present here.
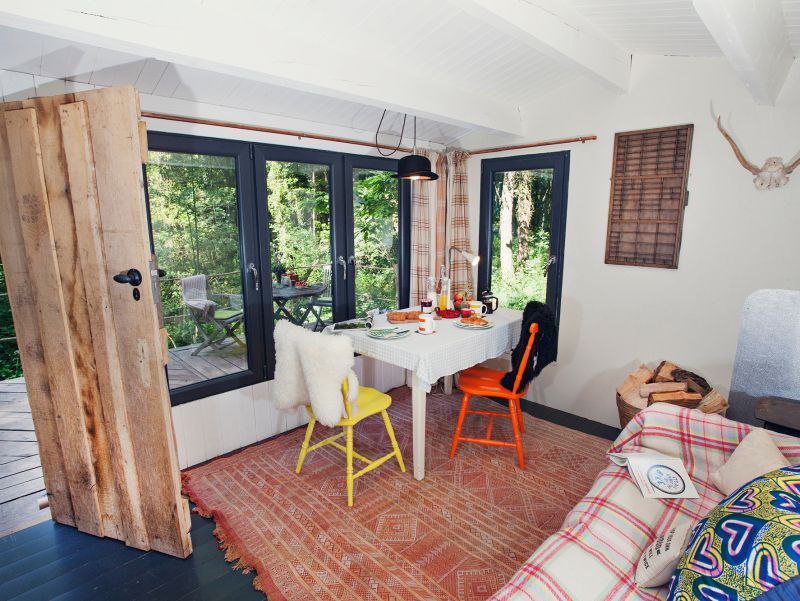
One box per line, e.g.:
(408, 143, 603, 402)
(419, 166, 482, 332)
(272, 284, 324, 325)
(333, 307, 522, 480)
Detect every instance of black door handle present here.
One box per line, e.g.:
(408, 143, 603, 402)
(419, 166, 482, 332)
(113, 268, 143, 286)
(157, 269, 166, 277)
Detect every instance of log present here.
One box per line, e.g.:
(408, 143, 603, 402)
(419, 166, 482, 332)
(617, 365, 653, 397)
(653, 360, 680, 382)
(639, 382, 688, 397)
(698, 389, 728, 415)
(647, 391, 703, 408)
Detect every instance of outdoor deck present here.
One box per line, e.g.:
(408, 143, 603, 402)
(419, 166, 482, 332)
(166, 343, 247, 388)
(0, 378, 49, 538)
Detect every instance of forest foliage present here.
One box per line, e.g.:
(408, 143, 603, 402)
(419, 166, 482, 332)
(0, 263, 22, 380)
(491, 169, 552, 310)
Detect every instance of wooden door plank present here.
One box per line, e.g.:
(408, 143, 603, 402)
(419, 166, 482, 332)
(3, 107, 102, 537)
(75, 87, 191, 557)
(0, 100, 74, 527)
(23, 94, 124, 541)
(59, 100, 149, 550)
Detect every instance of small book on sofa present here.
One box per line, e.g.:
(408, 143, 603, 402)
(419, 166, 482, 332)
(609, 453, 699, 499)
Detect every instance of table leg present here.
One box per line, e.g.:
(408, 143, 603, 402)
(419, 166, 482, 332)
(411, 373, 427, 480)
(443, 375, 453, 395)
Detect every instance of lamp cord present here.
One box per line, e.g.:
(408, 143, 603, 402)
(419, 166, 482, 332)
(375, 109, 406, 157)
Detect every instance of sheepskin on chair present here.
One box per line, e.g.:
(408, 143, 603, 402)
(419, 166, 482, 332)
(273, 321, 359, 427)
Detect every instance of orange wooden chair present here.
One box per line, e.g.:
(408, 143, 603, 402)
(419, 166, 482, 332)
(450, 323, 539, 469)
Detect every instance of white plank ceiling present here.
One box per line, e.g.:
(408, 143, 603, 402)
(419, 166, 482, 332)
(0, 1, 798, 145)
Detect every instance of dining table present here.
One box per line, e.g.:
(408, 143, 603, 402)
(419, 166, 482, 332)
(332, 307, 522, 480)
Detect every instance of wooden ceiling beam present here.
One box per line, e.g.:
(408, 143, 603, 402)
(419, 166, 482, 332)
(692, 0, 795, 105)
(452, 0, 631, 93)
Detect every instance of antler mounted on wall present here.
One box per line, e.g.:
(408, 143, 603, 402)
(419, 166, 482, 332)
(715, 115, 800, 190)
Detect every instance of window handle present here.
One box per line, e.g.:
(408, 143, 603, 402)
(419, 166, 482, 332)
(248, 262, 259, 291)
(544, 255, 556, 275)
(337, 256, 347, 281)
(348, 255, 357, 276)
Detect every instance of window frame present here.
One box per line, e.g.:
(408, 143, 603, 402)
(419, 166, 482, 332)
(477, 150, 570, 327)
(146, 131, 410, 405)
(145, 132, 266, 406)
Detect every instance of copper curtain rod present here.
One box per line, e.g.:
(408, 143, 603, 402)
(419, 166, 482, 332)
(469, 135, 597, 155)
(141, 111, 596, 156)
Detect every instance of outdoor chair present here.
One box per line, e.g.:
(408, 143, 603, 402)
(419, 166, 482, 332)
(306, 264, 333, 330)
(180, 274, 245, 356)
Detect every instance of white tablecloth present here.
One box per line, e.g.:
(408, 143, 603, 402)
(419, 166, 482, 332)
(334, 308, 523, 392)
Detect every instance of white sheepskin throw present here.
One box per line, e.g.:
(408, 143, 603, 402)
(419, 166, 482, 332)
(273, 321, 359, 427)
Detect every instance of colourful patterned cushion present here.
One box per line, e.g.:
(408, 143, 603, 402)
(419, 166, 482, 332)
(668, 466, 800, 601)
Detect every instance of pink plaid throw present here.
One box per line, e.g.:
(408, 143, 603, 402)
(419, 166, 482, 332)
(491, 404, 800, 600)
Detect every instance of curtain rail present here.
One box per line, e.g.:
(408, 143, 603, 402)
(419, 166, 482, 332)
(141, 112, 413, 153)
(469, 135, 597, 155)
(141, 111, 595, 156)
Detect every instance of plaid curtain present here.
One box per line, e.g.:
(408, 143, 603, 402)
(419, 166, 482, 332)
(409, 150, 431, 306)
(448, 150, 473, 297)
(433, 153, 448, 278)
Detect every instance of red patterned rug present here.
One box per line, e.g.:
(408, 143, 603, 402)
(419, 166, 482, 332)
(182, 388, 611, 600)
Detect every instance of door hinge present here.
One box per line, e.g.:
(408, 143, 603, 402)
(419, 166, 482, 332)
(249, 145, 254, 160)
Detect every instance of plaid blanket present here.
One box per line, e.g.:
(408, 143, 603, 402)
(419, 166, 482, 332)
(491, 403, 800, 601)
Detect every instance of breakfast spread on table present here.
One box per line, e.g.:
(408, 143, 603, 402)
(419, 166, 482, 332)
(387, 310, 422, 323)
(460, 315, 489, 326)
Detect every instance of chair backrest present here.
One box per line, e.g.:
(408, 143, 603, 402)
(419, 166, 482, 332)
(510, 322, 539, 395)
(180, 274, 208, 303)
(321, 264, 332, 295)
(341, 377, 353, 420)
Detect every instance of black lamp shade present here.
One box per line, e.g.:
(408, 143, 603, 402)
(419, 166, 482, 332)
(394, 153, 438, 181)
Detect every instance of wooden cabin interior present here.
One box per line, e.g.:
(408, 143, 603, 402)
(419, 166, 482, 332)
(1, 1, 800, 600)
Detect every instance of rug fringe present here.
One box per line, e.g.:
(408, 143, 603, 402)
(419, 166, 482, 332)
(182, 472, 287, 601)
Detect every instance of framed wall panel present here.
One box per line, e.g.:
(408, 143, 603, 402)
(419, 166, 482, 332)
(605, 124, 693, 269)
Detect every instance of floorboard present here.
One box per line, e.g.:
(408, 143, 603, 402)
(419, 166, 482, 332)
(0, 510, 263, 601)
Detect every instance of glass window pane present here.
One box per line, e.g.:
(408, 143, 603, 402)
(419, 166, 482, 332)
(352, 168, 398, 315)
(0, 262, 22, 381)
(491, 169, 553, 310)
(266, 161, 333, 330)
(147, 151, 248, 390)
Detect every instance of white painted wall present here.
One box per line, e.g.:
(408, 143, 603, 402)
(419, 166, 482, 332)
(464, 55, 800, 427)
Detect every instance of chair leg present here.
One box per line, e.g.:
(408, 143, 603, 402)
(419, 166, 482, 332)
(296, 416, 316, 474)
(508, 398, 525, 470)
(345, 426, 354, 507)
(450, 393, 471, 459)
(382, 410, 406, 473)
(517, 401, 525, 433)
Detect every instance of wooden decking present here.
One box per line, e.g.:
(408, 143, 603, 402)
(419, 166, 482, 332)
(0, 378, 49, 538)
(166, 343, 247, 388)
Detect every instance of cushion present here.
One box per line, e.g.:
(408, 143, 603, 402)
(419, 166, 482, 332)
(712, 428, 790, 495)
(668, 466, 800, 601)
(636, 521, 694, 587)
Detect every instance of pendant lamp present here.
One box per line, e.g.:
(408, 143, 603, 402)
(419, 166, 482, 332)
(394, 116, 438, 181)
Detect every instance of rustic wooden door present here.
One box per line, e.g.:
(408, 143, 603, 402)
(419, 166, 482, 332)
(0, 87, 191, 557)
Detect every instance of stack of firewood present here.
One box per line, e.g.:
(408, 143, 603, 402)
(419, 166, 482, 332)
(616, 361, 729, 428)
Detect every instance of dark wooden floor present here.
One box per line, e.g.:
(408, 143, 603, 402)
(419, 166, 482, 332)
(0, 378, 50, 538)
(0, 508, 263, 601)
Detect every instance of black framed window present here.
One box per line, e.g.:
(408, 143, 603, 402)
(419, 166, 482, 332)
(478, 151, 570, 326)
(145, 132, 410, 405)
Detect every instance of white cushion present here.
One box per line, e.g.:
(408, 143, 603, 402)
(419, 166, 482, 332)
(710, 428, 790, 496)
(635, 521, 694, 588)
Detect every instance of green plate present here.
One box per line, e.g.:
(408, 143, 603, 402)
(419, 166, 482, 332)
(367, 328, 411, 340)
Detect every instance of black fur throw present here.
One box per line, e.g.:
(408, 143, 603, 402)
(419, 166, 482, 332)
(500, 301, 558, 392)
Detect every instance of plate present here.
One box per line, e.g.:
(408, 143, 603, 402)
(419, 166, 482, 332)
(367, 328, 411, 340)
(454, 321, 494, 330)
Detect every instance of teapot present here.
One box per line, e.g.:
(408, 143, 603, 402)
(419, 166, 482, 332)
(480, 290, 498, 314)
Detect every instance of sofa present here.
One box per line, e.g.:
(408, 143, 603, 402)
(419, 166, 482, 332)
(490, 403, 800, 601)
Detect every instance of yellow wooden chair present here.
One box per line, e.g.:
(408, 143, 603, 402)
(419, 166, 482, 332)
(295, 380, 405, 507)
